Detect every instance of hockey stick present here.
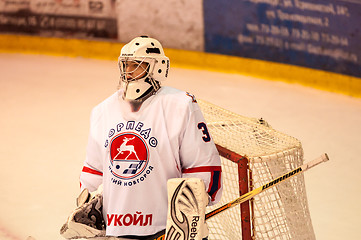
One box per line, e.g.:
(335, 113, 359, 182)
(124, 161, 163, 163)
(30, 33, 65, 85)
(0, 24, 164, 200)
(155, 153, 329, 240)
(205, 153, 329, 219)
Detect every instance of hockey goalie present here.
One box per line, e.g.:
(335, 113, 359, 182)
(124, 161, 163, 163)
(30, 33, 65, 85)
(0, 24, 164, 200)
(60, 36, 222, 240)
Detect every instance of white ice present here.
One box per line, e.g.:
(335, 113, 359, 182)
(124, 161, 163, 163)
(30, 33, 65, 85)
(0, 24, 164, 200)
(0, 53, 360, 240)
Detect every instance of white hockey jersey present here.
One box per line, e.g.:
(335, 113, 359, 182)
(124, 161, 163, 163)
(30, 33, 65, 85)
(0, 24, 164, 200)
(79, 86, 222, 237)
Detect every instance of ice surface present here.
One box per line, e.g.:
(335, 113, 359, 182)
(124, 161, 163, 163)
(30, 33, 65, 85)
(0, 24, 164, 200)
(0, 53, 360, 240)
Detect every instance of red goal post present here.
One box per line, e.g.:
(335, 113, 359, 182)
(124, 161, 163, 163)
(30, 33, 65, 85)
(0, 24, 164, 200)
(214, 144, 252, 240)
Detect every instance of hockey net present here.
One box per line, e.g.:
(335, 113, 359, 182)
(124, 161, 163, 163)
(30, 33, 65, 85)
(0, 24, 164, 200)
(198, 99, 315, 240)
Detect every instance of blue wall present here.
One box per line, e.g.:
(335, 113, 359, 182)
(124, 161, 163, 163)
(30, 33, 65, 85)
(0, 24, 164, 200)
(204, 0, 361, 78)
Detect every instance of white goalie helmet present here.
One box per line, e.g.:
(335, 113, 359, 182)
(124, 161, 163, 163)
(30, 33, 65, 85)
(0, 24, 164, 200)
(118, 36, 170, 101)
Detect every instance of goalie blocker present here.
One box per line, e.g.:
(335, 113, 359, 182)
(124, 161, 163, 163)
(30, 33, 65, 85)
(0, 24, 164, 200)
(166, 178, 209, 240)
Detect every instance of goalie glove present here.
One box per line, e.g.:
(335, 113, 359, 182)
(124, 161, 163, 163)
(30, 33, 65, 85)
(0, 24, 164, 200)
(60, 185, 106, 239)
(165, 178, 209, 240)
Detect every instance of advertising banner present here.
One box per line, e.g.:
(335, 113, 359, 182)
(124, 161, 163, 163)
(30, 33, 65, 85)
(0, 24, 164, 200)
(204, 0, 361, 78)
(0, 0, 117, 39)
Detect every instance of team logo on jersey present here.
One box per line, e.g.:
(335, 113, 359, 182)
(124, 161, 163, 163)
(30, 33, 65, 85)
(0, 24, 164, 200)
(109, 132, 149, 180)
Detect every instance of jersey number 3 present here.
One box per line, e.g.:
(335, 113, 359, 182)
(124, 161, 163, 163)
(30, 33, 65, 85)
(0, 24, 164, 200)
(198, 122, 211, 142)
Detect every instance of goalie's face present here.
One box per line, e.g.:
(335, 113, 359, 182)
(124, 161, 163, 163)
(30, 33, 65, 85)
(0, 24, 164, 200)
(119, 59, 150, 82)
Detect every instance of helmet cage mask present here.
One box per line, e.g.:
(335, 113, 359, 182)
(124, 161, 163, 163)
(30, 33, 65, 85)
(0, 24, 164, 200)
(117, 36, 169, 102)
(118, 57, 160, 101)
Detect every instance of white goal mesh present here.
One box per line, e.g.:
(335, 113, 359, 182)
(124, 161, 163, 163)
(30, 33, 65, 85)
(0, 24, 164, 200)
(199, 99, 315, 240)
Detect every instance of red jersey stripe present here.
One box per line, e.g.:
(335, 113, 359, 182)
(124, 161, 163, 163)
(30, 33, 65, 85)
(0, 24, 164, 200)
(82, 166, 103, 176)
(182, 166, 222, 173)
